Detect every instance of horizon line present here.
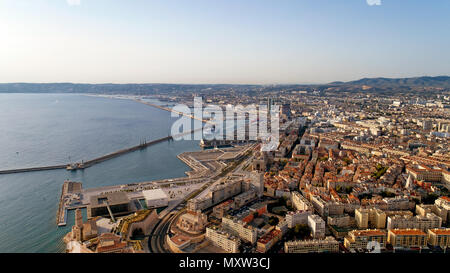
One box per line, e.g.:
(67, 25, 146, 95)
(0, 75, 449, 86)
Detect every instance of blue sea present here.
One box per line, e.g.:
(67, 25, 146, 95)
(0, 93, 199, 253)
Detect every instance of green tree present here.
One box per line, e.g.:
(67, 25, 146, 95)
(293, 224, 311, 239)
(268, 216, 279, 226)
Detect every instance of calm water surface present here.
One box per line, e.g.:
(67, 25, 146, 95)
(0, 94, 199, 252)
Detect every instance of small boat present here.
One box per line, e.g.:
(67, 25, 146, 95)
(66, 163, 78, 171)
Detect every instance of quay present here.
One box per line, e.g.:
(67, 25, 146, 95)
(55, 145, 253, 227)
(57, 180, 83, 226)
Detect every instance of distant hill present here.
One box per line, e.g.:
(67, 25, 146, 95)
(330, 76, 450, 88)
(0, 76, 449, 94)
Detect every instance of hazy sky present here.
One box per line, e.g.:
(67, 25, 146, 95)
(0, 0, 449, 84)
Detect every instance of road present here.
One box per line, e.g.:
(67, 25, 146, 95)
(147, 143, 256, 253)
(149, 213, 176, 253)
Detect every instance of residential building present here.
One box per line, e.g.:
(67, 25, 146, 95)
(291, 191, 313, 211)
(427, 228, 450, 248)
(327, 214, 351, 228)
(221, 215, 258, 244)
(206, 226, 240, 253)
(387, 229, 427, 248)
(355, 208, 369, 229)
(344, 229, 387, 251)
(284, 237, 339, 253)
(387, 213, 442, 232)
(286, 210, 312, 228)
(308, 214, 326, 239)
(256, 229, 282, 253)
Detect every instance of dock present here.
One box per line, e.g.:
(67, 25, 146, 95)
(57, 180, 83, 226)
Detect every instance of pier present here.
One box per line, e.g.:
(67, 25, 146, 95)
(0, 98, 213, 176)
(0, 165, 67, 175)
(0, 136, 173, 175)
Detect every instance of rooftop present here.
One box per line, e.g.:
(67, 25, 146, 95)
(142, 188, 169, 201)
(428, 228, 450, 236)
(90, 192, 130, 208)
(389, 229, 427, 236)
(350, 229, 386, 237)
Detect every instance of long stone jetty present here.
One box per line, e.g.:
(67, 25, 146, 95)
(0, 136, 173, 175)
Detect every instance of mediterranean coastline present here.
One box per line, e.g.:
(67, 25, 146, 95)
(0, 93, 199, 253)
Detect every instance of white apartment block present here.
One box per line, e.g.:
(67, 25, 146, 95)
(206, 226, 240, 253)
(435, 197, 450, 223)
(387, 213, 442, 232)
(286, 210, 312, 228)
(221, 216, 258, 244)
(355, 208, 369, 229)
(284, 237, 339, 253)
(291, 191, 313, 211)
(308, 214, 326, 239)
(344, 229, 387, 250)
(368, 208, 387, 229)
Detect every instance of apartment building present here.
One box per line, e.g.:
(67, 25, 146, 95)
(307, 214, 326, 239)
(355, 208, 369, 229)
(416, 203, 448, 224)
(368, 208, 387, 229)
(256, 229, 282, 253)
(435, 196, 450, 223)
(387, 213, 442, 232)
(327, 214, 351, 228)
(284, 237, 339, 253)
(291, 191, 313, 211)
(427, 228, 450, 248)
(387, 229, 427, 248)
(310, 195, 344, 218)
(344, 229, 387, 251)
(221, 215, 258, 244)
(406, 164, 450, 185)
(286, 210, 312, 228)
(206, 226, 240, 253)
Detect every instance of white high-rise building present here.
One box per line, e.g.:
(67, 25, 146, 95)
(286, 210, 312, 228)
(307, 214, 326, 239)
